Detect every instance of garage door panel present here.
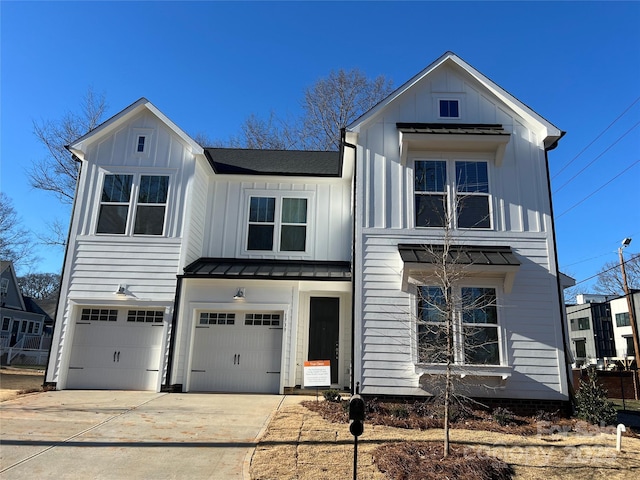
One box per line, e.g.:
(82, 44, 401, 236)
(66, 309, 165, 391)
(190, 312, 283, 393)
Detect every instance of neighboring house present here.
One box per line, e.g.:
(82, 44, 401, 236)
(45, 99, 353, 392)
(345, 52, 570, 410)
(1, 261, 52, 365)
(566, 300, 615, 367)
(567, 291, 639, 368)
(46, 52, 572, 410)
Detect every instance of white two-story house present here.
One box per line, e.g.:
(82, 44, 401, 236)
(47, 52, 571, 411)
(345, 52, 571, 411)
(45, 99, 353, 393)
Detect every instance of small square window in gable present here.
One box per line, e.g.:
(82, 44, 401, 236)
(439, 99, 460, 118)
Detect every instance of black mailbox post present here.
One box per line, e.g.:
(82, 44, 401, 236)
(349, 383, 365, 479)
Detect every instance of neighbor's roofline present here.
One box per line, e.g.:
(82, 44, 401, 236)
(66, 97, 203, 159)
(348, 51, 564, 147)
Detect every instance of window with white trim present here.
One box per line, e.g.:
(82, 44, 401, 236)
(81, 308, 118, 322)
(414, 158, 492, 229)
(1, 278, 8, 295)
(127, 310, 164, 323)
(247, 196, 308, 252)
(417, 286, 500, 365)
(2, 317, 10, 331)
(96, 174, 169, 235)
(439, 99, 460, 118)
(136, 135, 146, 153)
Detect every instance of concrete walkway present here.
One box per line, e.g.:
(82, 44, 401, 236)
(0, 390, 290, 479)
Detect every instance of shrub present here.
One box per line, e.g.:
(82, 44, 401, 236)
(574, 367, 617, 426)
(389, 403, 409, 419)
(492, 407, 515, 426)
(322, 389, 342, 403)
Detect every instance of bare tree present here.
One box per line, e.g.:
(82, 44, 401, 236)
(17, 273, 60, 300)
(594, 254, 639, 295)
(407, 191, 500, 457)
(300, 69, 393, 150)
(215, 69, 393, 151)
(0, 193, 38, 273)
(29, 88, 107, 204)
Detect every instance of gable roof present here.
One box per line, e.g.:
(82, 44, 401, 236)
(67, 97, 204, 160)
(204, 148, 342, 177)
(349, 51, 564, 150)
(0, 260, 26, 311)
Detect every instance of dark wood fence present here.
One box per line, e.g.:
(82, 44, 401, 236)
(573, 369, 640, 400)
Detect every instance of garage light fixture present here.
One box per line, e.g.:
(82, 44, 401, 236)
(114, 284, 127, 296)
(233, 288, 245, 300)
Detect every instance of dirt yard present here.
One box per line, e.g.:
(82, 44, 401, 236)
(251, 401, 640, 480)
(0, 367, 45, 401)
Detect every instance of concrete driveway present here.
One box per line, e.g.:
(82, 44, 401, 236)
(0, 391, 287, 479)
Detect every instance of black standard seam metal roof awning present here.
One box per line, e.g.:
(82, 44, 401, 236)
(398, 244, 520, 293)
(396, 123, 511, 166)
(182, 258, 351, 281)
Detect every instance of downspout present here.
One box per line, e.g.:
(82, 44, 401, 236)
(341, 127, 358, 394)
(544, 131, 575, 410)
(162, 274, 183, 392)
(43, 153, 82, 389)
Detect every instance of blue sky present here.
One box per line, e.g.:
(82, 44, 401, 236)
(1, 1, 639, 292)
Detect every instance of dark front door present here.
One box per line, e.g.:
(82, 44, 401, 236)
(308, 297, 340, 384)
(10, 320, 20, 346)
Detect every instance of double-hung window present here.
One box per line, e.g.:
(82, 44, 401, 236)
(97, 174, 169, 236)
(417, 285, 500, 366)
(415, 160, 447, 227)
(414, 158, 491, 230)
(456, 161, 490, 229)
(247, 196, 308, 252)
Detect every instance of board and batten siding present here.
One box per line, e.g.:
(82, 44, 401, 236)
(203, 177, 352, 261)
(182, 159, 210, 266)
(357, 64, 551, 234)
(46, 107, 199, 389)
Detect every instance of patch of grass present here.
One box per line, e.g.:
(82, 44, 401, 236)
(611, 399, 640, 412)
(373, 441, 514, 480)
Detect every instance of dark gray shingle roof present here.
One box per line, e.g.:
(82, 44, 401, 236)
(203, 148, 342, 177)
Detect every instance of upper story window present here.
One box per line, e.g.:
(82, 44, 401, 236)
(417, 285, 500, 365)
(570, 317, 591, 331)
(1, 278, 8, 295)
(247, 196, 308, 252)
(439, 99, 460, 118)
(616, 312, 630, 327)
(96, 174, 169, 236)
(414, 158, 491, 229)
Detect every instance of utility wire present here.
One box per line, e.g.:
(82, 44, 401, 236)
(556, 159, 640, 218)
(552, 96, 640, 180)
(553, 120, 640, 194)
(572, 253, 640, 287)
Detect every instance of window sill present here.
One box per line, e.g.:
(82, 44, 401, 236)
(415, 363, 512, 380)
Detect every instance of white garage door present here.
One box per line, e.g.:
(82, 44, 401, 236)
(190, 312, 283, 393)
(66, 308, 165, 390)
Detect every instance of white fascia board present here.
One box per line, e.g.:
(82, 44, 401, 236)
(68, 98, 204, 160)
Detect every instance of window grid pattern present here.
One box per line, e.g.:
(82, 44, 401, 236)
(439, 99, 460, 118)
(127, 310, 164, 323)
(134, 175, 169, 235)
(245, 313, 281, 326)
(616, 312, 630, 327)
(199, 312, 236, 325)
(417, 286, 500, 366)
(81, 309, 118, 322)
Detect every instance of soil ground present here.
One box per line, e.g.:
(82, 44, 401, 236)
(0, 367, 45, 401)
(250, 400, 640, 480)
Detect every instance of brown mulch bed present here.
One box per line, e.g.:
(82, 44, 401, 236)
(302, 398, 575, 436)
(373, 441, 514, 480)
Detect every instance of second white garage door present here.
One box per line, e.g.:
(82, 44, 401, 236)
(190, 311, 283, 393)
